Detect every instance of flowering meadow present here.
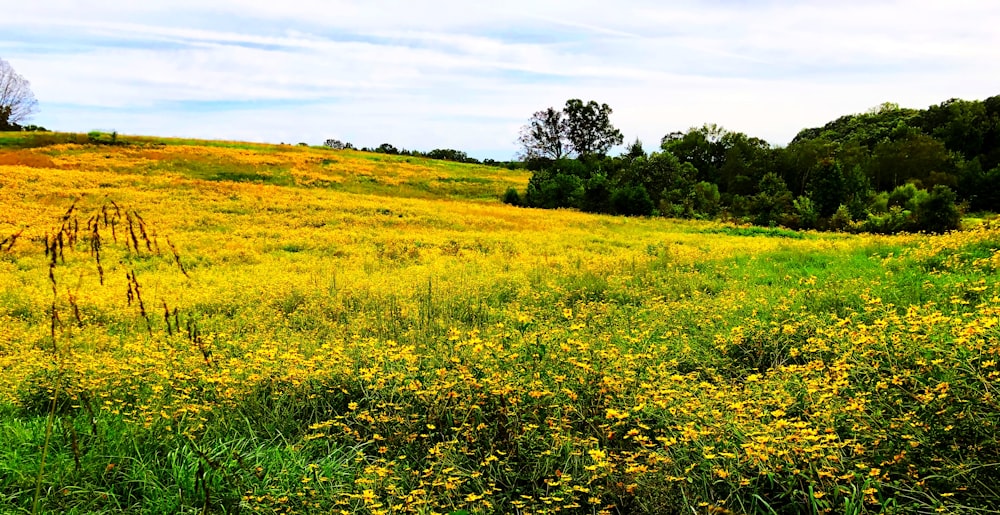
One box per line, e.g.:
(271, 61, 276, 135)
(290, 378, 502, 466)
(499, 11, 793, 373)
(1, 136, 999, 513)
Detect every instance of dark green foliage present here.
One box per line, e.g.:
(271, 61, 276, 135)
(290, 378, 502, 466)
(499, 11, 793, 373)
(978, 166, 1000, 212)
(0, 105, 17, 131)
(828, 204, 854, 231)
(623, 151, 697, 212)
(661, 124, 727, 185)
(860, 206, 911, 234)
(719, 133, 773, 196)
(661, 124, 773, 195)
(548, 157, 590, 179)
(610, 184, 654, 216)
(692, 181, 721, 218)
(427, 148, 480, 164)
(959, 159, 1000, 212)
(523, 156, 554, 172)
(808, 159, 847, 217)
(791, 102, 920, 148)
(702, 225, 805, 239)
(887, 183, 918, 210)
(842, 164, 873, 220)
(518, 99, 623, 160)
(501, 187, 522, 206)
(524, 170, 583, 209)
(914, 185, 961, 233)
(376, 143, 400, 155)
(777, 138, 838, 197)
(623, 138, 646, 161)
(751, 173, 794, 227)
(789, 196, 819, 230)
(917, 98, 991, 165)
(870, 132, 955, 191)
(563, 99, 624, 157)
(516, 93, 992, 234)
(86, 131, 121, 145)
(582, 174, 613, 213)
(858, 184, 962, 233)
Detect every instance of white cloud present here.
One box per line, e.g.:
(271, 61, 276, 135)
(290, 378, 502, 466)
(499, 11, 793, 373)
(3, 0, 1000, 158)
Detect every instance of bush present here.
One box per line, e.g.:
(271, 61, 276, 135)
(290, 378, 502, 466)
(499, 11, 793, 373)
(502, 187, 522, 207)
(751, 173, 794, 227)
(914, 185, 961, 233)
(692, 181, 721, 218)
(828, 204, 854, 232)
(611, 184, 654, 216)
(581, 174, 612, 213)
(888, 183, 920, 211)
(868, 191, 890, 214)
(789, 196, 819, 230)
(860, 205, 911, 234)
(525, 171, 583, 209)
(87, 131, 119, 145)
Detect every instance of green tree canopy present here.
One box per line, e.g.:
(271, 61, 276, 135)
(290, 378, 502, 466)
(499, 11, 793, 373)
(563, 99, 624, 157)
(518, 100, 623, 160)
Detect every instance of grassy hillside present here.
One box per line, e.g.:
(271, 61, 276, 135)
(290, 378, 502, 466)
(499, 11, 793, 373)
(1, 135, 999, 514)
(0, 132, 529, 202)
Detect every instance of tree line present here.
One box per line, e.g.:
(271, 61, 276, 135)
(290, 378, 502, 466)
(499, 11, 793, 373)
(323, 139, 516, 167)
(504, 96, 1000, 233)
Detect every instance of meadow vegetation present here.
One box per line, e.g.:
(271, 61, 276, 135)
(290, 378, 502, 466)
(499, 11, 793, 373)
(1, 136, 999, 513)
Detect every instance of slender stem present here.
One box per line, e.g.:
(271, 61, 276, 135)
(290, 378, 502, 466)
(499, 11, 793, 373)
(32, 384, 59, 515)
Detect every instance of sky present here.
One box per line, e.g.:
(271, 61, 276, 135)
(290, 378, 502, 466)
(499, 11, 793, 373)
(3, 1, 999, 160)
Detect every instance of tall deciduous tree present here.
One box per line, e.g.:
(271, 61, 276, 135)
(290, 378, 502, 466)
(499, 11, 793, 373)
(563, 99, 623, 157)
(0, 58, 38, 130)
(517, 100, 623, 160)
(517, 107, 568, 160)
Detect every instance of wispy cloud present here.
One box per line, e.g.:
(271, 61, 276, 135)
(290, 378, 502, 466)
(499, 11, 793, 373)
(3, 1, 999, 159)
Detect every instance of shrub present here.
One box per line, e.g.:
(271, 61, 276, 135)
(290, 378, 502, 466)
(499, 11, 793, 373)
(888, 183, 920, 211)
(751, 173, 794, 227)
(914, 185, 961, 233)
(860, 206, 911, 234)
(581, 174, 612, 213)
(611, 184, 654, 216)
(828, 204, 854, 231)
(525, 171, 583, 209)
(501, 187, 522, 207)
(692, 181, 721, 218)
(86, 131, 119, 145)
(790, 196, 819, 229)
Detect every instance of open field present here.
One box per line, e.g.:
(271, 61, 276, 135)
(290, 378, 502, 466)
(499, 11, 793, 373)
(1, 136, 999, 514)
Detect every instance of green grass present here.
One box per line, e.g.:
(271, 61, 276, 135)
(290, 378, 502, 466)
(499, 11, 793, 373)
(701, 225, 810, 239)
(0, 406, 356, 514)
(0, 131, 91, 148)
(3, 233, 998, 513)
(3, 135, 1000, 514)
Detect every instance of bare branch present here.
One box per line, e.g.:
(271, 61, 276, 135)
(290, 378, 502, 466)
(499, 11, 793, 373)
(0, 57, 39, 129)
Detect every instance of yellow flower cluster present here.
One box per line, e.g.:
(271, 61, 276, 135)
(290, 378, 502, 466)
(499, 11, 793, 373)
(2, 140, 998, 513)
